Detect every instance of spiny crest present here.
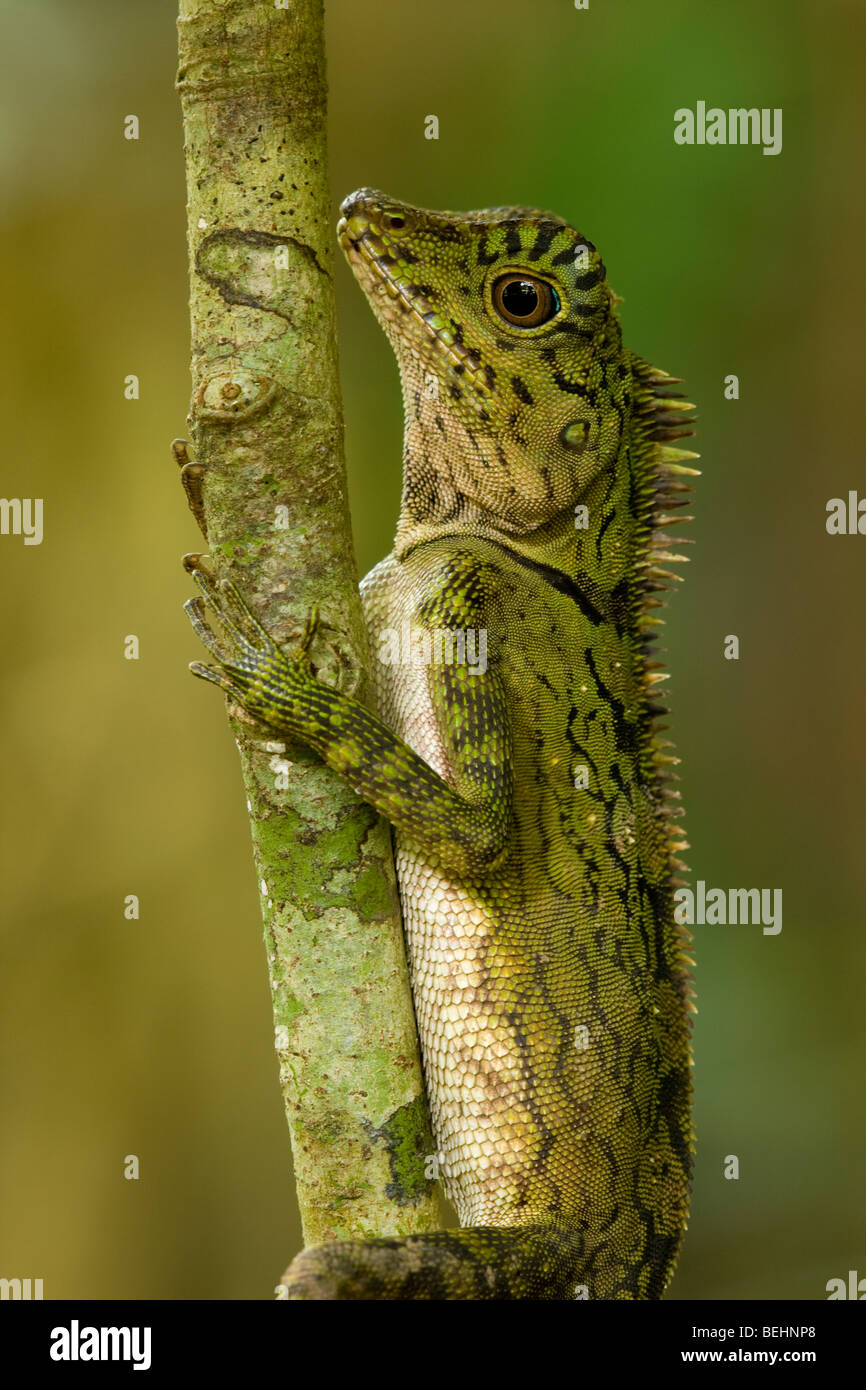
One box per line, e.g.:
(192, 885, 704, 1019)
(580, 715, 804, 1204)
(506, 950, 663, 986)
(629, 358, 699, 945)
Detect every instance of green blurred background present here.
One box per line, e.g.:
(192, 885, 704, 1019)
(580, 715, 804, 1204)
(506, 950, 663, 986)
(0, 0, 863, 1299)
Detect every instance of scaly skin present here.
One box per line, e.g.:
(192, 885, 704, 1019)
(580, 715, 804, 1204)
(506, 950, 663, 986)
(185, 190, 698, 1299)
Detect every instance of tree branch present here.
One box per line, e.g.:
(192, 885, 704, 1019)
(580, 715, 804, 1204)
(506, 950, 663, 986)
(175, 0, 438, 1271)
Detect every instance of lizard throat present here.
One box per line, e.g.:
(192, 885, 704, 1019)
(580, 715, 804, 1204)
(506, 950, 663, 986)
(337, 214, 494, 406)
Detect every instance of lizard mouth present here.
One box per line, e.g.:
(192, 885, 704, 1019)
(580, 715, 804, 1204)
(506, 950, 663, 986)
(337, 190, 492, 402)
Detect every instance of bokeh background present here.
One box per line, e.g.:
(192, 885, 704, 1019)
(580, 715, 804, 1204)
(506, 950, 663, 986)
(0, 0, 863, 1299)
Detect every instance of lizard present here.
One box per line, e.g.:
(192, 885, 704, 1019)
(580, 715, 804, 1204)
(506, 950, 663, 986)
(183, 188, 698, 1300)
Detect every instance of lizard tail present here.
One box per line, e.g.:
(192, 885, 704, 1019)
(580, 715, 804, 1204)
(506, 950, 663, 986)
(280, 1225, 591, 1301)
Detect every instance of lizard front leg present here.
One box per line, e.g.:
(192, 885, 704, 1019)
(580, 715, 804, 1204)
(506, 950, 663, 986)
(184, 560, 512, 880)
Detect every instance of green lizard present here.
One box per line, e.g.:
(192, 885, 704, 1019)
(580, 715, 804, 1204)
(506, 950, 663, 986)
(184, 189, 698, 1300)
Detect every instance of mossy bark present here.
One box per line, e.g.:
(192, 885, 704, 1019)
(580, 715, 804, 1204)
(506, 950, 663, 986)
(175, 0, 437, 1266)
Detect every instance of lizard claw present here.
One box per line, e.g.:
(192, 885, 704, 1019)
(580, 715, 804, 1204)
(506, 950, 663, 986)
(172, 438, 209, 539)
(183, 594, 230, 662)
(188, 658, 240, 696)
(299, 604, 321, 655)
(184, 567, 318, 730)
(189, 568, 276, 654)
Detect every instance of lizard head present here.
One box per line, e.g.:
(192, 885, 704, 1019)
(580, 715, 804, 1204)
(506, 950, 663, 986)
(338, 188, 628, 540)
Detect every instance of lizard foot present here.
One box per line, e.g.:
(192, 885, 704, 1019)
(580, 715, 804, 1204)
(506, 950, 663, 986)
(183, 560, 319, 730)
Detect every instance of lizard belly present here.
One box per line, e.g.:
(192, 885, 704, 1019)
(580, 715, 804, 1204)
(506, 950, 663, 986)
(394, 846, 546, 1226)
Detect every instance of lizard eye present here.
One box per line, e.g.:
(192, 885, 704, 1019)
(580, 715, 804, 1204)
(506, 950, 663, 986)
(492, 273, 560, 328)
